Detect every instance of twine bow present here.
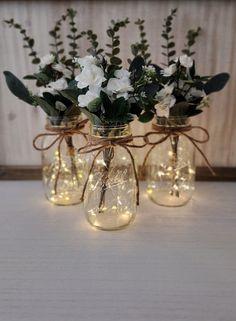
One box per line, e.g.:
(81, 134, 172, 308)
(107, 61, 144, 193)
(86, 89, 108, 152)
(33, 119, 88, 193)
(78, 135, 146, 206)
(143, 123, 215, 176)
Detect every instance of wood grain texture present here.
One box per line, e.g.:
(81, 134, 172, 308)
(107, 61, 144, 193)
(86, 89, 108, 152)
(0, 181, 236, 321)
(1, 165, 236, 181)
(0, 0, 235, 166)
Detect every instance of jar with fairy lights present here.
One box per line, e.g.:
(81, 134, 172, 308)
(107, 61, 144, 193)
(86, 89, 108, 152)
(145, 116, 196, 207)
(40, 115, 87, 205)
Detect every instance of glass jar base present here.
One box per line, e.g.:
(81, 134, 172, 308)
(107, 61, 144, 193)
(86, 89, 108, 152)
(46, 194, 82, 206)
(86, 209, 136, 231)
(147, 189, 193, 207)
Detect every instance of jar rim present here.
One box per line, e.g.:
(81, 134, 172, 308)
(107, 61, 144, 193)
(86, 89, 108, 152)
(47, 115, 82, 128)
(91, 123, 129, 130)
(155, 116, 190, 127)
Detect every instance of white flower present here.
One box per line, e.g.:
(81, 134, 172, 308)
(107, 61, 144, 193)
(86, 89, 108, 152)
(179, 55, 193, 68)
(143, 65, 156, 73)
(48, 78, 68, 91)
(106, 69, 133, 100)
(156, 84, 174, 99)
(186, 88, 205, 100)
(161, 64, 177, 77)
(75, 55, 98, 68)
(75, 65, 106, 89)
(38, 78, 68, 96)
(114, 69, 130, 79)
(52, 63, 72, 78)
(38, 87, 55, 97)
(78, 86, 101, 107)
(39, 54, 55, 68)
(155, 95, 176, 118)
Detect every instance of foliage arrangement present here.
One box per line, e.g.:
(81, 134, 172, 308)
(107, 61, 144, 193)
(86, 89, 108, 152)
(129, 8, 230, 123)
(3, 8, 230, 127)
(3, 9, 86, 123)
(73, 18, 146, 125)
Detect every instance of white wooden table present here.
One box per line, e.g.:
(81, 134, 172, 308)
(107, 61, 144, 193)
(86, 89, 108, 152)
(0, 181, 236, 321)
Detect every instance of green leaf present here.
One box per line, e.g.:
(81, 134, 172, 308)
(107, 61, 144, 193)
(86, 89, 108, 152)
(23, 74, 37, 80)
(143, 84, 159, 99)
(64, 104, 80, 117)
(43, 92, 56, 106)
(60, 89, 78, 104)
(100, 91, 113, 117)
(110, 56, 122, 65)
(80, 108, 102, 125)
(204, 73, 230, 95)
(32, 58, 40, 64)
(3, 71, 34, 105)
(167, 42, 175, 48)
(33, 72, 50, 84)
(129, 55, 145, 74)
(28, 38, 34, 47)
(33, 96, 57, 116)
(168, 50, 176, 57)
(87, 97, 102, 112)
(107, 29, 114, 37)
(138, 111, 154, 123)
(170, 102, 189, 116)
(112, 48, 120, 55)
(112, 97, 128, 118)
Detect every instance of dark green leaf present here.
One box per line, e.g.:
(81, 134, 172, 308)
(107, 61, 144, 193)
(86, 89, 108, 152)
(3, 71, 34, 105)
(112, 48, 120, 55)
(168, 50, 176, 57)
(138, 111, 154, 123)
(170, 102, 189, 116)
(87, 97, 102, 112)
(60, 89, 78, 104)
(204, 73, 230, 95)
(110, 56, 122, 65)
(33, 96, 57, 116)
(32, 58, 40, 64)
(80, 108, 102, 125)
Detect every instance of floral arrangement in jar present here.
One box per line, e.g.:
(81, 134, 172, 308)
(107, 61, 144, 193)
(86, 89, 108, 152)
(129, 9, 230, 206)
(65, 18, 148, 230)
(3, 9, 94, 205)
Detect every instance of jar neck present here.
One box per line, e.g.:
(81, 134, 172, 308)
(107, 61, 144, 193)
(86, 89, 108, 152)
(91, 124, 131, 138)
(155, 116, 190, 128)
(46, 115, 82, 129)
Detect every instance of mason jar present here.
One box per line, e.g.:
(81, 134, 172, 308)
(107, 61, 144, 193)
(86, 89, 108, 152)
(41, 115, 87, 205)
(146, 116, 195, 207)
(83, 124, 137, 230)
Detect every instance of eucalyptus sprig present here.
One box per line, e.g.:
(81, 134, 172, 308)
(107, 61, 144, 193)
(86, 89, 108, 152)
(49, 12, 69, 58)
(82, 29, 104, 57)
(182, 27, 201, 56)
(131, 19, 151, 64)
(67, 8, 81, 60)
(161, 8, 177, 66)
(105, 18, 130, 66)
(4, 19, 40, 64)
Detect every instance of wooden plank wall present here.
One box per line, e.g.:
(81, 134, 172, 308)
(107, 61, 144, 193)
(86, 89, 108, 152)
(0, 0, 235, 167)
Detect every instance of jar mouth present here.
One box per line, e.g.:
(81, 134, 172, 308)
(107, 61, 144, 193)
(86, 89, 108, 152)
(91, 123, 130, 138)
(155, 116, 190, 127)
(47, 115, 82, 128)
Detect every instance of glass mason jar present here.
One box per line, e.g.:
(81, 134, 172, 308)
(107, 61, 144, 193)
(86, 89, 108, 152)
(83, 124, 137, 230)
(146, 116, 195, 207)
(41, 115, 87, 206)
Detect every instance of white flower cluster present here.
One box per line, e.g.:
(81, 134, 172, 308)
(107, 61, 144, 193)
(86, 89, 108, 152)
(155, 55, 205, 117)
(155, 84, 176, 118)
(38, 54, 72, 97)
(75, 55, 133, 107)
